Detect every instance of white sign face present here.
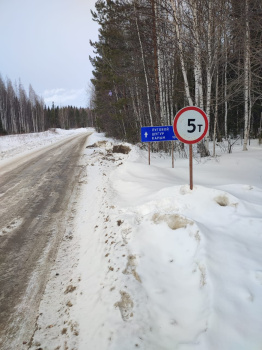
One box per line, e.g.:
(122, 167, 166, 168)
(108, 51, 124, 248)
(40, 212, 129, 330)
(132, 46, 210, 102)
(173, 106, 208, 144)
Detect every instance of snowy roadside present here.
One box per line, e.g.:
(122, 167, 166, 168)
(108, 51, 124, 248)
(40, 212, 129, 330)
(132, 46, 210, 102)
(1, 130, 262, 350)
(72, 136, 262, 350)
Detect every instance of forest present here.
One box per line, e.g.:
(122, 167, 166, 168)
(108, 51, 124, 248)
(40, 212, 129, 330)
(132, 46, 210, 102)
(90, 0, 262, 154)
(0, 76, 92, 135)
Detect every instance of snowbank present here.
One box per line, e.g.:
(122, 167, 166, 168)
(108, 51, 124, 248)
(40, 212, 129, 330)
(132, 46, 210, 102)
(73, 135, 262, 350)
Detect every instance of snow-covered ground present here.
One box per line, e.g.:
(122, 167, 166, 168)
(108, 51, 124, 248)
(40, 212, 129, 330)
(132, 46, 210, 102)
(1, 129, 262, 350)
(0, 128, 88, 161)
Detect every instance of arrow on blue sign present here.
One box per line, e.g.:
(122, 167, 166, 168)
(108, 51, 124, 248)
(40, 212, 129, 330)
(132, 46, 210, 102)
(141, 126, 178, 142)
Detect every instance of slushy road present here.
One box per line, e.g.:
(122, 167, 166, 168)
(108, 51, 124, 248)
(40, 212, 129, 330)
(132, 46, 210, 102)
(0, 132, 89, 349)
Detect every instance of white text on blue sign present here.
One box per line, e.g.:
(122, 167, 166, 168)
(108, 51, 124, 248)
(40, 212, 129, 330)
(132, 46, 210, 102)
(141, 126, 178, 142)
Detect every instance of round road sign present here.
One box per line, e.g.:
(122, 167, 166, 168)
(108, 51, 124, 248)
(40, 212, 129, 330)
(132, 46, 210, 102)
(173, 106, 208, 144)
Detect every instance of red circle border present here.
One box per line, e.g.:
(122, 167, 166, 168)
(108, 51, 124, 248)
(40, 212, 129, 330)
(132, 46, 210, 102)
(173, 106, 209, 144)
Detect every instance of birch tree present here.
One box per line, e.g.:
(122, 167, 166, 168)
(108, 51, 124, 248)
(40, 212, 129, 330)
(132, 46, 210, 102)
(88, 0, 262, 147)
(170, 0, 194, 106)
(134, 0, 153, 126)
(243, 0, 251, 151)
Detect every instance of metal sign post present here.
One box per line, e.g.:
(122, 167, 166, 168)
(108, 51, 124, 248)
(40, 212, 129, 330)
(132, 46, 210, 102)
(189, 144, 193, 190)
(173, 106, 208, 190)
(172, 141, 174, 169)
(148, 143, 150, 165)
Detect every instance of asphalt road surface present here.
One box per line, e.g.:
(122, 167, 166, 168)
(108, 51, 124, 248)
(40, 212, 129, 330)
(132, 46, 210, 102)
(0, 132, 89, 349)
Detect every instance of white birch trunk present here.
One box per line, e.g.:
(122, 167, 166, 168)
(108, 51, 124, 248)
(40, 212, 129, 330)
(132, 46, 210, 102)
(205, 0, 212, 152)
(171, 0, 193, 106)
(134, 2, 153, 126)
(243, 0, 250, 151)
(213, 69, 219, 156)
(134, 76, 143, 127)
(224, 66, 228, 139)
(156, 0, 165, 125)
(158, 45, 165, 125)
(248, 51, 252, 139)
(169, 64, 174, 125)
(224, 33, 228, 139)
(164, 60, 169, 125)
(190, 0, 204, 109)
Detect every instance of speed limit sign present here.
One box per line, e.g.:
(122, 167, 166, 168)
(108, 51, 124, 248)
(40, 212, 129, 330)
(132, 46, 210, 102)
(173, 106, 208, 144)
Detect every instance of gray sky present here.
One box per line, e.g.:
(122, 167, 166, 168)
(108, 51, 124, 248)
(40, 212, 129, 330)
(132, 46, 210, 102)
(0, 0, 98, 108)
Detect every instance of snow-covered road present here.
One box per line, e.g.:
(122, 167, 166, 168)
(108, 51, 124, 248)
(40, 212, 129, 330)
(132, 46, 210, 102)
(0, 130, 89, 349)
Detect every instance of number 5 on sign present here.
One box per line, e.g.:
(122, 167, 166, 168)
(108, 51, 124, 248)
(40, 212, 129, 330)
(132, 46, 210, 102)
(173, 106, 209, 190)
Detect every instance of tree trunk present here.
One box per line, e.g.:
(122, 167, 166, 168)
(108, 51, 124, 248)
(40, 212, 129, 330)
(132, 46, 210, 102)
(171, 0, 193, 106)
(205, 0, 212, 153)
(213, 69, 219, 156)
(243, 0, 250, 151)
(190, 0, 204, 109)
(224, 32, 228, 139)
(134, 1, 153, 126)
(151, 0, 161, 124)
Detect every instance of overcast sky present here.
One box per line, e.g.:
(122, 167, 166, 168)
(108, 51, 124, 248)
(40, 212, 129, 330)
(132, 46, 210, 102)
(0, 0, 99, 108)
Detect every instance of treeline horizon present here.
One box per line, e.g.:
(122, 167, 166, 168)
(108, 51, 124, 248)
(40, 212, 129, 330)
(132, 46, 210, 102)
(90, 0, 262, 154)
(0, 75, 93, 135)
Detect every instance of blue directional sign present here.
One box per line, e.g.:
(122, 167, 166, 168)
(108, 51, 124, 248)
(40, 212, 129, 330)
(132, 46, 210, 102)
(141, 126, 178, 142)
